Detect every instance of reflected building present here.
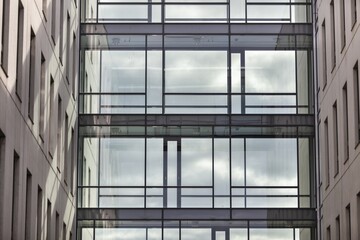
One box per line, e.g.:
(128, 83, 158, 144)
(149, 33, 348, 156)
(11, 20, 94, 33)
(78, 1, 316, 240)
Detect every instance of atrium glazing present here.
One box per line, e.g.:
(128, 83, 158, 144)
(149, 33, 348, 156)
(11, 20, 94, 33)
(78, 1, 316, 239)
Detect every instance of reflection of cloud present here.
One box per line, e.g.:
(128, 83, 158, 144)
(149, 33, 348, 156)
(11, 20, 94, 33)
(246, 51, 295, 93)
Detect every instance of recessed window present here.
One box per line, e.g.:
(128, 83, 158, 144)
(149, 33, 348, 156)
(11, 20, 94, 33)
(1, 0, 10, 74)
(333, 101, 339, 176)
(354, 62, 360, 145)
(324, 118, 330, 187)
(343, 83, 349, 161)
(40, 53, 46, 141)
(37, 186, 43, 240)
(11, 151, 19, 240)
(59, 0, 64, 63)
(322, 20, 327, 89)
(340, 0, 346, 50)
(57, 96, 62, 172)
(351, 0, 357, 28)
(346, 204, 351, 240)
(55, 212, 60, 240)
(66, 13, 70, 82)
(25, 170, 32, 239)
(330, 0, 336, 69)
(335, 216, 340, 240)
(42, 0, 48, 20)
(28, 29, 36, 122)
(47, 200, 52, 240)
(51, 0, 56, 43)
(16, 1, 24, 99)
(49, 76, 55, 156)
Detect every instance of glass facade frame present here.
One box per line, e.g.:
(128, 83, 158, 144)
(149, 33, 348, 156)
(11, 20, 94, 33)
(78, 0, 316, 239)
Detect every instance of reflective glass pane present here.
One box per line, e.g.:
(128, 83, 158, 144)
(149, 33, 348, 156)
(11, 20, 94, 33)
(246, 139, 297, 186)
(245, 51, 295, 93)
(165, 51, 227, 93)
(100, 138, 145, 186)
(165, 5, 227, 22)
(102, 51, 145, 93)
(182, 139, 212, 186)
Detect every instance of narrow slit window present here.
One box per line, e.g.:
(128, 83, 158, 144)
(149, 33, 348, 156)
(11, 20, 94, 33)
(49, 76, 55, 156)
(333, 101, 339, 176)
(1, 0, 10, 74)
(37, 186, 43, 240)
(51, 0, 57, 43)
(55, 212, 60, 240)
(354, 62, 360, 144)
(16, 1, 24, 99)
(57, 96, 62, 172)
(46, 200, 52, 240)
(66, 13, 70, 82)
(343, 83, 349, 161)
(59, 0, 64, 62)
(40, 53, 46, 140)
(322, 20, 327, 88)
(346, 204, 351, 240)
(330, 0, 336, 69)
(336, 216, 340, 240)
(351, 0, 357, 27)
(324, 118, 330, 186)
(25, 170, 32, 239)
(28, 29, 36, 121)
(11, 151, 20, 240)
(340, 0, 346, 50)
(64, 114, 69, 184)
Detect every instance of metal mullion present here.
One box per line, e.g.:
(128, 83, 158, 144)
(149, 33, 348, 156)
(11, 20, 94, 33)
(244, 138, 247, 207)
(241, 51, 245, 114)
(97, 137, 100, 208)
(177, 139, 181, 208)
(212, 134, 215, 208)
(96, 0, 99, 23)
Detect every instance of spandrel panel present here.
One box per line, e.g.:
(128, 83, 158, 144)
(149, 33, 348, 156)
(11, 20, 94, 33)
(165, 51, 227, 93)
(245, 51, 296, 93)
(246, 139, 297, 187)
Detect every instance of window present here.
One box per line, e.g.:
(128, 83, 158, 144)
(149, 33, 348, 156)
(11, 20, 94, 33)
(51, 0, 56, 43)
(324, 118, 330, 186)
(47, 200, 52, 240)
(340, 0, 346, 50)
(357, 192, 360, 240)
(351, 0, 357, 28)
(49, 76, 55, 156)
(25, 170, 32, 239)
(57, 96, 62, 172)
(59, 0, 64, 63)
(72, 32, 77, 98)
(343, 83, 349, 161)
(40, 53, 46, 140)
(66, 12, 70, 81)
(327, 226, 331, 240)
(64, 114, 69, 184)
(333, 101, 339, 176)
(16, 1, 24, 99)
(1, 0, 10, 74)
(62, 223, 67, 240)
(70, 128, 75, 194)
(346, 204, 351, 240)
(335, 216, 340, 240)
(37, 186, 43, 240)
(42, 0, 47, 20)
(55, 212, 60, 240)
(28, 29, 36, 121)
(322, 20, 327, 88)
(0, 132, 5, 219)
(330, 0, 336, 69)
(11, 151, 20, 240)
(354, 62, 360, 144)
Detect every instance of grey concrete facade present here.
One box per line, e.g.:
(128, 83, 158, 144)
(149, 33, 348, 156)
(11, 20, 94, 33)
(0, 0, 79, 239)
(316, 0, 360, 239)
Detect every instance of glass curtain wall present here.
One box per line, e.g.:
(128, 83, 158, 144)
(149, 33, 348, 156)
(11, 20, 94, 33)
(78, 0, 315, 240)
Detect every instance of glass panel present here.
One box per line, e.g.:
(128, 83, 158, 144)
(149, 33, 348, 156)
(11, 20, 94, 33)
(214, 139, 230, 195)
(245, 51, 296, 93)
(182, 139, 212, 186)
(249, 228, 293, 240)
(165, 51, 227, 93)
(96, 229, 146, 240)
(100, 138, 145, 186)
(230, 229, 248, 240)
(147, 51, 163, 107)
(231, 53, 241, 93)
(297, 50, 310, 114)
(165, 5, 227, 22)
(147, 139, 164, 186)
(98, 5, 149, 22)
(231, 139, 245, 186)
(166, 95, 227, 106)
(230, 0, 246, 22)
(247, 5, 290, 22)
(246, 139, 297, 186)
(102, 51, 146, 93)
(181, 229, 211, 240)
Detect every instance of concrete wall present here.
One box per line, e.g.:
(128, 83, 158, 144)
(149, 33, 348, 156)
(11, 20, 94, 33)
(316, 0, 360, 239)
(0, 0, 79, 239)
